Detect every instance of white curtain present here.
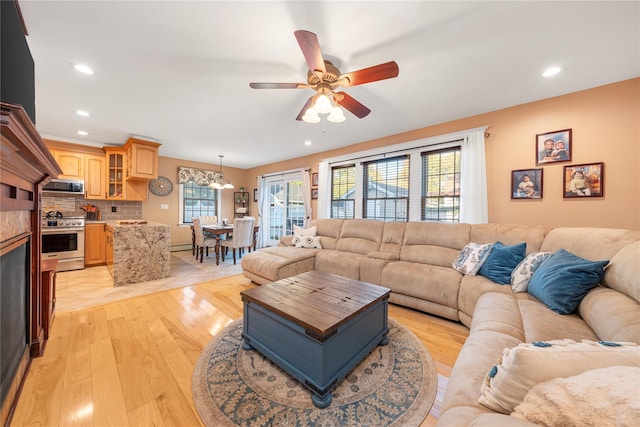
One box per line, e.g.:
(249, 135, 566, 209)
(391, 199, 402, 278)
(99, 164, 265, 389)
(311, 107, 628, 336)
(257, 176, 270, 249)
(460, 129, 488, 223)
(316, 161, 330, 218)
(301, 170, 312, 226)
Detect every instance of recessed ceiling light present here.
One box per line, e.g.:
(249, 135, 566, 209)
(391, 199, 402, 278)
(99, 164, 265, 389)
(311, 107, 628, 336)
(542, 66, 562, 77)
(304, 140, 312, 146)
(77, 130, 88, 136)
(76, 110, 90, 117)
(74, 64, 94, 75)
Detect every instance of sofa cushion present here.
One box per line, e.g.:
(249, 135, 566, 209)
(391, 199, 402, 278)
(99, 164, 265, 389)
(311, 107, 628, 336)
(314, 249, 367, 280)
(511, 366, 640, 426)
(452, 242, 494, 275)
(478, 339, 640, 414)
(401, 222, 471, 267)
(308, 218, 344, 250)
(293, 224, 317, 236)
(240, 246, 318, 282)
(527, 249, 609, 314)
(335, 219, 383, 255)
(470, 224, 549, 255)
(477, 242, 527, 285)
(579, 286, 640, 343)
(602, 240, 640, 303)
(511, 251, 552, 293)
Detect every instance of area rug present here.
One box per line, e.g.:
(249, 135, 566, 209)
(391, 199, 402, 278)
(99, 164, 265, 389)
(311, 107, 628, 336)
(192, 318, 437, 426)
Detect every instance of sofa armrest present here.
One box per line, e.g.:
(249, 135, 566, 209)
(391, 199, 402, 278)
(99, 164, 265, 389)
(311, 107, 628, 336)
(367, 251, 400, 261)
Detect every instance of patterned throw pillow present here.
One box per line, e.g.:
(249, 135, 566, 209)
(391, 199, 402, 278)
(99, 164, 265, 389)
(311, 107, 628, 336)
(452, 242, 494, 275)
(293, 225, 317, 237)
(293, 235, 322, 249)
(511, 251, 552, 293)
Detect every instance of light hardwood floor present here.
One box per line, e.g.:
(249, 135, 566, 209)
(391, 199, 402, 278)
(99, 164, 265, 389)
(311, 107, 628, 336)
(11, 254, 469, 427)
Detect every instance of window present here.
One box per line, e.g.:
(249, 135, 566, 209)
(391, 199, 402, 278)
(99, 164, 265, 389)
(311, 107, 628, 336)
(363, 155, 409, 222)
(182, 181, 217, 223)
(422, 148, 461, 222)
(264, 177, 305, 246)
(330, 165, 356, 219)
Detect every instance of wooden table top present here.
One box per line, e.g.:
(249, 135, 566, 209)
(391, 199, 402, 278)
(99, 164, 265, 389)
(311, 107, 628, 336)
(241, 270, 390, 336)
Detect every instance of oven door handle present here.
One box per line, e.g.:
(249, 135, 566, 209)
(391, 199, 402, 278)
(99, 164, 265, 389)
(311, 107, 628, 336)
(42, 228, 85, 234)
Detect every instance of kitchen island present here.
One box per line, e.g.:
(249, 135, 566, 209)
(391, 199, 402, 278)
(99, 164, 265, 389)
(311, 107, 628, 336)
(106, 221, 170, 286)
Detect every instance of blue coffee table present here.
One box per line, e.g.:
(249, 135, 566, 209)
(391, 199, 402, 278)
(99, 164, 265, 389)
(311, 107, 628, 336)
(241, 270, 391, 408)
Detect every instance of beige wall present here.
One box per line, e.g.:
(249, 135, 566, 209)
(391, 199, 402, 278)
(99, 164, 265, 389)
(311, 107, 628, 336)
(144, 78, 639, 247)
(142, 157, 250, 248)
(244, 78, 639, 231)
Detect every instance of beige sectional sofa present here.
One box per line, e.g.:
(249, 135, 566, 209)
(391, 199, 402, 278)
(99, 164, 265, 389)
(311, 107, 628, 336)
(241, 219, 640, 426)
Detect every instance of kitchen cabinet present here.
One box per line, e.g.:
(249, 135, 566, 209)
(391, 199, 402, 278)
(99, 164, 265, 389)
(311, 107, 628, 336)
(105, 225, 114, 276)
(124, 138, 160, 180)
(103, 147, 148, 201)
(234, 191, 250, 218)
(84, 153, 106, 199)
(50, 148, 84, 180)
(85, 223, 106, 266)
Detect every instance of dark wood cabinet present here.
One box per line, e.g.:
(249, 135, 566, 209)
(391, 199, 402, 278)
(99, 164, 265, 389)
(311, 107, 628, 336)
(234, 191, 250, 218)
(41, 259, 58, 339)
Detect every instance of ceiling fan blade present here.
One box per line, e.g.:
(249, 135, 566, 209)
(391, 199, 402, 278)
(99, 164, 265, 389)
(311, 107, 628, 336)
(296, 96, 314, 121)
(294, 30, 326, 77)
(335, 92, 371, 118)
(249, 82, 307, 89)
(339, 61, 399, 87)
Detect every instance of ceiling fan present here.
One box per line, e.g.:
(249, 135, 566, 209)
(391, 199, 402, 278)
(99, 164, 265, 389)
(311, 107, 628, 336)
(249, 30, 399, 123)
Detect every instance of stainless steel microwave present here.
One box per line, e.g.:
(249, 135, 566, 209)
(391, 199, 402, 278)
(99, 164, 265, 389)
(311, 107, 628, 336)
(42, 179, 84, 194)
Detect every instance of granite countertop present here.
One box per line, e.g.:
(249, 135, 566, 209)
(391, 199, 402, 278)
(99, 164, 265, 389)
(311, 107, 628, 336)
(105, 220, 169, 228)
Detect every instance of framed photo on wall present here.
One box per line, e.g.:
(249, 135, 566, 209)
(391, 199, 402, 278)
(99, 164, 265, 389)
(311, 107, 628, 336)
(311, 188, 318, 199)
(312, 172, 319, 187)
(511, 168, 543, 199)
(253, 188, 258, 202)
(536, 128, 572, 165)
(563, 162, 604, 198)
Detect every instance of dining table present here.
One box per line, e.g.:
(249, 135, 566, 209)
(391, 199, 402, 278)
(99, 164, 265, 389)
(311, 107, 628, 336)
(201, 223, 260, 265)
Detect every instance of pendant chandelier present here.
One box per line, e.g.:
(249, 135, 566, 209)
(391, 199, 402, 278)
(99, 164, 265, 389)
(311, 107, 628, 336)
(209, 155, 234, 189)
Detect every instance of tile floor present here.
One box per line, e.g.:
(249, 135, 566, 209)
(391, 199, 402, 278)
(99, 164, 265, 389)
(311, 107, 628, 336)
(56, 249, 244, 313)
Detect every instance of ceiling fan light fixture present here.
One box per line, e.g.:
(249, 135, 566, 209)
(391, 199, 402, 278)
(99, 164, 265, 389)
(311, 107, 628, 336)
(302, 108, 321, 123)
(314, 93, 333, 114)
(327, 106, 346, 123)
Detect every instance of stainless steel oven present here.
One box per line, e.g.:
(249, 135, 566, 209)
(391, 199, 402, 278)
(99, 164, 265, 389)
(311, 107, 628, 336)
(41, 213, 85, 271)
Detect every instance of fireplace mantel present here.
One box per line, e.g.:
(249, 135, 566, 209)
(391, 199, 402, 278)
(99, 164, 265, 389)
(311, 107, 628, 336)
(1, 102, 61, 426)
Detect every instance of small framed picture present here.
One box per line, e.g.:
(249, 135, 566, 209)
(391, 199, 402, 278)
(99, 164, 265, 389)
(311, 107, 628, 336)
(563, 162, 604, 198)
(536, 128, 572, 165)
(312, 172, 319, 187)
(253, 188, 258, 202)
(511, 168, 543, 199)
(311, 188, 318, 199)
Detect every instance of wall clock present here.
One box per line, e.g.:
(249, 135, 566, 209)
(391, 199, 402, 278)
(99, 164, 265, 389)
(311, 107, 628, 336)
(148, 176, 173, 196)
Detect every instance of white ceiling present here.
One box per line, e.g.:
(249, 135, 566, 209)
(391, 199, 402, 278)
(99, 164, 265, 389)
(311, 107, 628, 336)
(18, 1, 640, 169)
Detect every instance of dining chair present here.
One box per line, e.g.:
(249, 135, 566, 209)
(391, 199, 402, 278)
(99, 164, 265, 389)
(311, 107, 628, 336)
(220, 217, 255, 265)
(193, 217, 217, 263)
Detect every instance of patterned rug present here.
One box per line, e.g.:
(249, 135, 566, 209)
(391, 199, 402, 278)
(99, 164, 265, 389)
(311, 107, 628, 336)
(192, 318, 437, 426)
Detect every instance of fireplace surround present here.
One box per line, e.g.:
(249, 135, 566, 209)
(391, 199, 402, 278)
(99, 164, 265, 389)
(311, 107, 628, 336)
(0, 102, 61, 426)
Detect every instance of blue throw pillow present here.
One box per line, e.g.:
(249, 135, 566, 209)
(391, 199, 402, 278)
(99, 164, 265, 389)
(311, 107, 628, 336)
(527, 249, 609, 315)
(477, 242, 527, 285)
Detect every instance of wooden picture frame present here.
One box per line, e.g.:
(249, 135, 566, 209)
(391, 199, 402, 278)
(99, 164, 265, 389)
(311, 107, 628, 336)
(311, 188, 318, 200)
(511, 168, 543, 199)
(253, 188, 258, 202)
(536, 128, 572, 165)
(563, 162, 604, 198)
(312, 172, 319, 187)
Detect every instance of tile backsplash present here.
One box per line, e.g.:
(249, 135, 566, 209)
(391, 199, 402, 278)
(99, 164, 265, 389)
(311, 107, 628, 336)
(42, 195, 142, 221)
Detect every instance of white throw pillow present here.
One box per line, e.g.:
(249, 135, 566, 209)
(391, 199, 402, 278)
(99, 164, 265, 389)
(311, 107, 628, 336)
(452, 242, 494, 275)
(511, 251, 552, 293)
(478, 339, 640, 414)
(293, 235, 322, 249)
(293, 225, 317, 237)
(511, 366, 640, 426)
